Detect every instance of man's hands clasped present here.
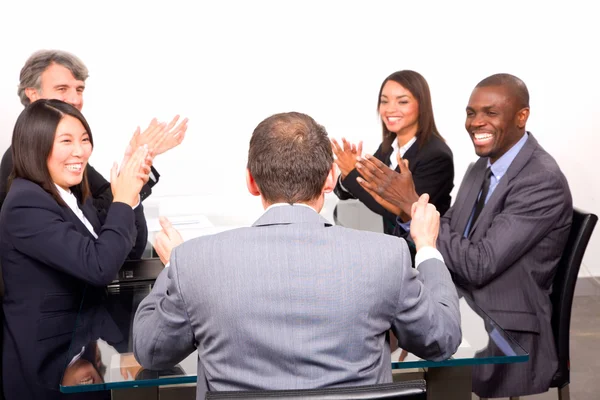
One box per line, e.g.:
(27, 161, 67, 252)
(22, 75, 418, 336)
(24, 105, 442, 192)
(409, 194, 440, 251)
(154, 217, 184, 265)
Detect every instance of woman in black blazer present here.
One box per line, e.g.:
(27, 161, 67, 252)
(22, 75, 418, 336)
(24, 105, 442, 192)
(0, 99, 151, 399)
(333, 70, 454, 234)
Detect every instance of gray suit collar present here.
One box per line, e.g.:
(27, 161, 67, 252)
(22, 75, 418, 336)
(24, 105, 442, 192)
(252, 204, 333, 227)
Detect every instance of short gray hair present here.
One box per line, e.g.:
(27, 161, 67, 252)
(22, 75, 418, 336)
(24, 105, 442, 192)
(18, 50, 89, 107)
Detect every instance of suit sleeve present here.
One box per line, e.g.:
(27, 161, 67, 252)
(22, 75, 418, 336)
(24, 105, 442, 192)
(437, 168, 571, 288)
(133, 250, 195, 370)
(128, 203, 149, 260)
(6, 191, 137, 286)
(412, 149, 454, 215)
(390, 241, 462, 361)
(139, 166, 160, 201)
(86, 164, 113, 214)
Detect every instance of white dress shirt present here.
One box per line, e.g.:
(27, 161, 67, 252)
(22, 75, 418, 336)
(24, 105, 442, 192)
(55, 184, 98, 239)
(389, 136, 417, 170)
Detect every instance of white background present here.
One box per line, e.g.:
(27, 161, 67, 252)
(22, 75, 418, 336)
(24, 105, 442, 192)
(1, 1, 599, 275)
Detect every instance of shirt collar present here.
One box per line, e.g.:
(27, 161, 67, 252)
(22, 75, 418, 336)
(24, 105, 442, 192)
(264, 202, 318, 213)
(392, 136, 417, 157)
(487, 132, 529, 180)
(55, 184, 78, 208)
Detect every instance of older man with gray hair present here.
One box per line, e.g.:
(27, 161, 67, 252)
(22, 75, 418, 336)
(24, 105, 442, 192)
(0, 49, 188, 212)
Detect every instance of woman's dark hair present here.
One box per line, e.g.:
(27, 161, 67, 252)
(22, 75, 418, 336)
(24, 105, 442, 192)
(11, 99, 94, 206)
(377, 70, 443, 151)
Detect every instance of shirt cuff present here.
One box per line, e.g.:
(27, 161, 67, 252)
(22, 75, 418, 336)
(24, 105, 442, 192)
(132, 195, 141, 209)
(164, 262, 170, 268)
(149, 168, 158, 185)
(396, 218, 411, 233)
(415, 246, 444, 269)
(337, 175, 351, 193)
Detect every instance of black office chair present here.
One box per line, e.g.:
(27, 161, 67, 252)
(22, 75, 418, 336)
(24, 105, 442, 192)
(549, 208, 598, 400)
(0, 261, 4, 400)
(206, 380, 426, 400)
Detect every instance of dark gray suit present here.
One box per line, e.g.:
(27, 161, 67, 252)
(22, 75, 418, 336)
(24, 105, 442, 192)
(133, 205, 461, 399)
(437, 133, 572, 397)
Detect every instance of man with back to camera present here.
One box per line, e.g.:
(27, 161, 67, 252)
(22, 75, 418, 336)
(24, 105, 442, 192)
(354, 73, 573, 398)
(132, 112, 462, 399)
(0, 49, 189, 212)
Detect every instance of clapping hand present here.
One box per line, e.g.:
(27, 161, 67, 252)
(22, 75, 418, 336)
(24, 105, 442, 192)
(331, 138, 363, 179)
(355, 152, 419, 216)
(111, 145, 150, 207)
(129, 115, 188, 158)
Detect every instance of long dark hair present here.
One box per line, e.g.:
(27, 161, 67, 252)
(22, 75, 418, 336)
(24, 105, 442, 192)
(11, 99, 94, 206)
(377, 70, 443, 151)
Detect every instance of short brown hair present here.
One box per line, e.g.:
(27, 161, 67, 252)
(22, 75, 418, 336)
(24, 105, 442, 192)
(11, 99, 93, 206)
(247, 112, 333, 204)
(378, 70, 443, 150)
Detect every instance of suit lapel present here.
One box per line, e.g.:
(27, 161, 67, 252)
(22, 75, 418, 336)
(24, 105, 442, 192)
(468, 133, 538, 236)
(80, 200, 101, 235)
(403, 141, 419, 163)
(389, 139, 419, 173)
(454, 158, 488, 235)
(62, 199, 100, 240)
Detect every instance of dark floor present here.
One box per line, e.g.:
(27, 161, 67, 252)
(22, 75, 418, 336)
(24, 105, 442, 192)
(473, 277, 600, 400)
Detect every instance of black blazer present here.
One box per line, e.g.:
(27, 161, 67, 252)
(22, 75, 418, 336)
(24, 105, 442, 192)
(0, 146, 159, 212)
(0, 178, 147, 399)
(334, 134, 454, 234)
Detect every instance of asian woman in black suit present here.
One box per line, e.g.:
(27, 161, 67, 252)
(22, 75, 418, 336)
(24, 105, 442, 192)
(0, 99, 151, 399)
(333, 70, 454, 235)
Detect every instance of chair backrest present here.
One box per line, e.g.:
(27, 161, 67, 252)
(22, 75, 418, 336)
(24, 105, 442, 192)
(550, 208, 598, 388)
(206, 380, 426, 400)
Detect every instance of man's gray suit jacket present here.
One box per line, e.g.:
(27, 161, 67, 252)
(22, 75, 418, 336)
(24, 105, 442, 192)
(133, 205, 461, 399)
(437, 133, 572, 398)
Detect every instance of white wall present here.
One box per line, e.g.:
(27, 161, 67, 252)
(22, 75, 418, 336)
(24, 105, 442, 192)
(1, 0, 599, 275)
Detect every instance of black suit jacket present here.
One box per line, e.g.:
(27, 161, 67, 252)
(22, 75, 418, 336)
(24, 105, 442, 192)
(0, 146, 159, 212)
(0, 178, 147, 399)
(334, 134, 454, 234)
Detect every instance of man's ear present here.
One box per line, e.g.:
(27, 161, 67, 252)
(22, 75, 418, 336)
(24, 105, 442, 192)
(25, 87, 41, 103)
(246, 168, 261, 197)
(516, 107, 530, 129)
(322, 164, 337, 194)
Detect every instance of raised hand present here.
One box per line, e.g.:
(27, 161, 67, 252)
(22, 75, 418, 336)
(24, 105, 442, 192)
(409, 194, 440, 251)
(154, 216, 184, 265)
(128, 119, 165, 157)
(110, 145, 150, 207)
(355, 152, 419, 216)
(119, 143, 153, 186)
(331, 137, 363, 179)
(129, 115, 188, 158)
